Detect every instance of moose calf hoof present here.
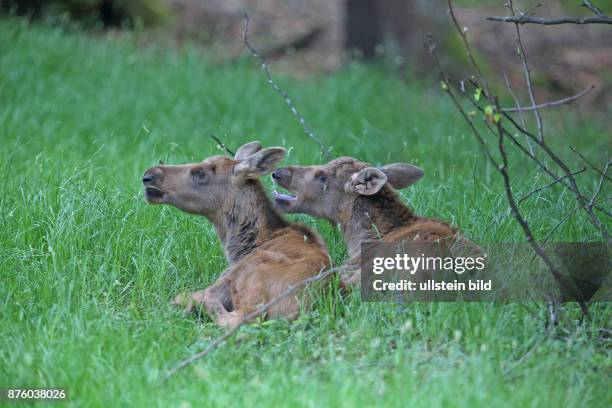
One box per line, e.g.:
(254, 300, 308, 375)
(217, 311, 244, 330)
(171, 291, 206, 316)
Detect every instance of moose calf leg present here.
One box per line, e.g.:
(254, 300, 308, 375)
(171, 289, 207, 316)
(171, 280, 233, 320)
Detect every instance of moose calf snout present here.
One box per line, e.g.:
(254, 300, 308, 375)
(272, 168, 291, 182)
(142, 167, 163, 185)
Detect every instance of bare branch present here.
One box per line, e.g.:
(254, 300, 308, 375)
(502, 71, 533, 155)
(162, 264, 346, 382)
(588, 160, 611, 209)
(507, 0, 544, 143)
(446, 0, 491, 98)
(486, 15, 612, 25)
(569, 147, 612, 183)
(518, 167, 587, 204)
(594, 201, 612, 218)
(501, 85, 596, 113)
(582, 0, 607, 17)
(426, 35, 499, 168)
(431, 2, 606, 319)
(465, 76, 609, 240)
(242, 14, 332, 160)
(492, 98, 588, 315)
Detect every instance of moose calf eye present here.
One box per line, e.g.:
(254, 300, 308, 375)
(192, 169, 206, 181)
(315, 173, 327, 183)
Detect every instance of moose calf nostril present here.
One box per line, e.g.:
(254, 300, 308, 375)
(272, 171, 281, 180)
(142, 175, 154, 184)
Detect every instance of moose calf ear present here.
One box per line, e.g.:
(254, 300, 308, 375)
(380, 163, 424, 189)
(347, 167, 388, 195)
(234, 147, 286, 178)
(234, 141, 263, 161)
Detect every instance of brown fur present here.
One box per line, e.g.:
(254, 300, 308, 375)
(272, 157, 464, 287)
(143, 144, 330, 328)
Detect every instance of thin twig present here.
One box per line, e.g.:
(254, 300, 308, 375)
(502, 71, 533, 155)
(569, 147, 612, 183)
(500, 85, 596, 112)
(486, 15, 612, 25)
(162, 265, 346, 382)
(447, 0, 491, 98)
(588, 160, 611, 209)
(241, 14, 332, 160)
(542, 206, 580, 244)
(582, 0, 606, 17)
(426, 35, 498, 168)
(209, 134, 235, 156)
(518, 167, 587, 204)
(594, 203, 612, 218)
(508, 0, 544, 143)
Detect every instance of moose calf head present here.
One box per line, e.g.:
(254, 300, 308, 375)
(143, 141, 285, 218)
(272, 157, 424, 223)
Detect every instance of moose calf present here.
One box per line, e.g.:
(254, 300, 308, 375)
(272, 157, 471, 287)
(142, 141, 330, 328)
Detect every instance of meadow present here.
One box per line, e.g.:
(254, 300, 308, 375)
(0, 17, 610, 407)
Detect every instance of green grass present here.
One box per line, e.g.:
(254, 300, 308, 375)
(1, 17, 610, 407)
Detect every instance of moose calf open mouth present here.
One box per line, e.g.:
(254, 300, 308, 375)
(272, 189, 297, 207)
(271, 168, 300, 210)
(142, 172, 167, 203)
(144, 187, 165, 201)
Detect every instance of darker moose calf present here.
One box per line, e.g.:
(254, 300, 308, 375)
(142, 141, 330, 328)
(272, 157, 473, 287)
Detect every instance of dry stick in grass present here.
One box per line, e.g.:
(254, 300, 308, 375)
(162, 265, 346, 382)
(241, 14, 332, 160)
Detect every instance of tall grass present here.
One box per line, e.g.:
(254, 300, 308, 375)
(0, 18, 610, 407)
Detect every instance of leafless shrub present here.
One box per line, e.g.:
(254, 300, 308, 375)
(429, 0, 611, 324)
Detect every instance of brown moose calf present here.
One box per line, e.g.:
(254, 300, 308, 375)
(272, 157, 473, 287)
(142, 141, 330, 328)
